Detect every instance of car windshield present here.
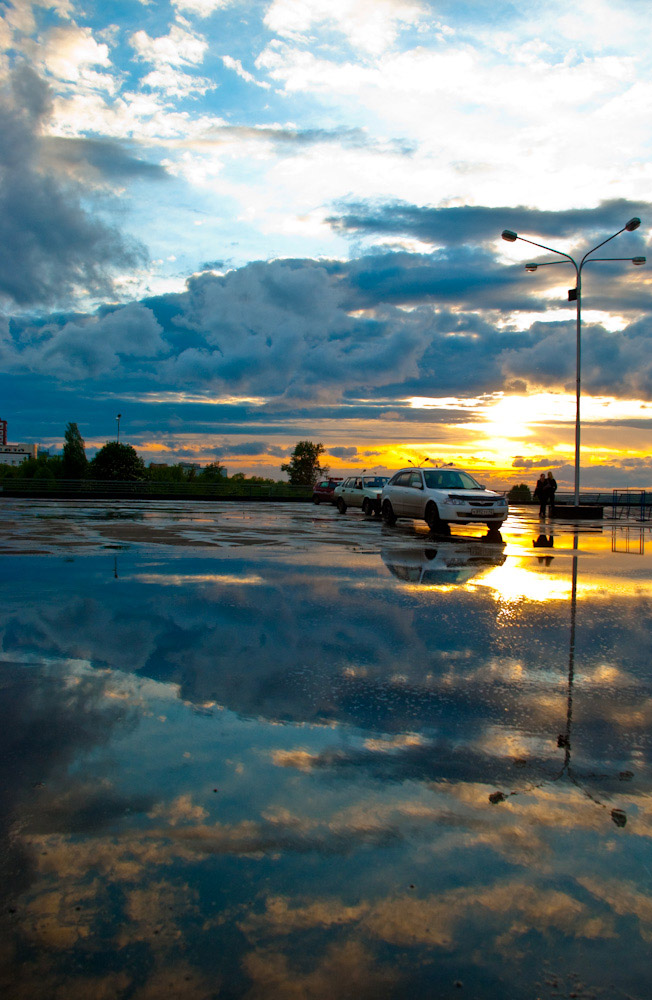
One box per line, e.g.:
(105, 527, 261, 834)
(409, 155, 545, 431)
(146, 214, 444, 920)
(363, 477, 388, 488)
(423, 470, 483, 490)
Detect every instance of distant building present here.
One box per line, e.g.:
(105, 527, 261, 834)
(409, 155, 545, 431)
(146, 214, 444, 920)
(0, 418, 38, 466)
(0, 443, 37, 466)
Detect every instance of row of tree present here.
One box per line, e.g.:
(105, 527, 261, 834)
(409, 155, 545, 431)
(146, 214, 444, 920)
(0, 424, 259, 483)
(0, 427, 535, 493)
(0, 428, 328, 485)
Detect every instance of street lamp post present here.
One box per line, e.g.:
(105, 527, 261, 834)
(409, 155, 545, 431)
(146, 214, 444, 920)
(116, 413, 122, 443)
(501, 219, 645, 505)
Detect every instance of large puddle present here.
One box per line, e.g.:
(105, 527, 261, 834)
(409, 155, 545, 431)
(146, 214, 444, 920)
(1, 500, 652, 999)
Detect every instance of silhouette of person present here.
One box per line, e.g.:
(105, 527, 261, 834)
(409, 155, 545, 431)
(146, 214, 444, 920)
(533, 473, 547, 516)
(541, 471, 557, 517)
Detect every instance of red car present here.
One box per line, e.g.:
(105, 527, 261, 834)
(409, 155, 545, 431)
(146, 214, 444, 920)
(312, 477, 343, 504)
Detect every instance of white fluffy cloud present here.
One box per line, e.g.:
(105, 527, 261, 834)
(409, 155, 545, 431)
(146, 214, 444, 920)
(130, 24, 208, 67)
(264, 0, 428, 55)
(41, 24, 111, 82)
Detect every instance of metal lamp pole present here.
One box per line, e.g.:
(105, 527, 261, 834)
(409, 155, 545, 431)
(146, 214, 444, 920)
(501, 220, 645, 505)
(116, 413, 122, 443)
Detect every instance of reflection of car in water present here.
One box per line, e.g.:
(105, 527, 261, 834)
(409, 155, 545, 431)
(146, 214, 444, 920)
(381, 537, 506, 586)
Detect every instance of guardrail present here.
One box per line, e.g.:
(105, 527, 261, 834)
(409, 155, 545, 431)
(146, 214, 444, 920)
(0, 478, 313, 501)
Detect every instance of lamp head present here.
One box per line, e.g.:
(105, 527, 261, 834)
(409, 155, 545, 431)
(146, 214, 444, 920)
(502, 229, 518, 242)
(633, 256, 646, 266)
(525, 263, 538, 272)
(625, 217, 641, 231)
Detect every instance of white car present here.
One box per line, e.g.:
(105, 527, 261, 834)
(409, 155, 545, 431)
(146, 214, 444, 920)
(380, 467, 508, 533)
(333, 475, 389, 515)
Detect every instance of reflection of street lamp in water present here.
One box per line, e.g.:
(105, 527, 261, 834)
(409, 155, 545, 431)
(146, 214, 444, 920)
(490, 532, 627, 826)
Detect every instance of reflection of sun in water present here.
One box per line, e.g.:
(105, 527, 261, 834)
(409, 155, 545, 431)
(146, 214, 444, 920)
(473, 563, 572, 603)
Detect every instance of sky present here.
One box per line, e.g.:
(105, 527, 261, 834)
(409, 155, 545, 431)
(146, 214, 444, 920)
(1, 0, 652, 488)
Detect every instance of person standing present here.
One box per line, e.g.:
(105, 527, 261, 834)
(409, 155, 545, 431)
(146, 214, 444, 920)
(533, 473, 547, 516)
(542, 471, 557, 517)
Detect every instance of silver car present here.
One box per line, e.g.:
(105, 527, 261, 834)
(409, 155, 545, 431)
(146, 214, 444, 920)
(333, 475, 389, 515)
(381, 467, 508, 533)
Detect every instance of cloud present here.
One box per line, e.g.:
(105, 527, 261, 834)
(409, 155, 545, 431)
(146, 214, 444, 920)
(130, 24, 208, 67)
(4, 241, 651, 416)
(173, 0, 234, 16)
(18, 303, 165, 379)
(0, 66, 147, 308)
(41, 136, 170, 182)
(221, 55, 271, 89)
(39, 24, 111, 83)
(216, 440, 288, 457)
(512, 455, 558, 470)
(328, 198, 652, 248)
(328, 446, 359, 460)
(264, 0, 428, 56)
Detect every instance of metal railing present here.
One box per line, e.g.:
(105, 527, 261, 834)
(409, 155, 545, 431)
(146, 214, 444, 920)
(0, 478, 313, 501)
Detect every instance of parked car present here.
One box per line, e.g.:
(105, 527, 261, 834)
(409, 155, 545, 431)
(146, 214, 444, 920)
(380, 467, 508, 533)
(333, 475, 389, 515)
(312, 477, 343, 504)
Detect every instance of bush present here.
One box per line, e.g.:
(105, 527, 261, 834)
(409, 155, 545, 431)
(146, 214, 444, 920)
(507, 482, 532, 502)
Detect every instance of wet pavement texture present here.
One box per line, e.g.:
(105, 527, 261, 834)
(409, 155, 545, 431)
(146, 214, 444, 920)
(1, 499, 652, 999)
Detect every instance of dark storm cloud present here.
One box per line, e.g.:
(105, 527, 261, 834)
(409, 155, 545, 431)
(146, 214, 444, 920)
(3, 232, 652, 447)
(41, 136, 170, 181)
(343, 247, 535, 311)
(15, 302, 166, 379)
(0, 66, 147, 308)
(328, 198, 652, 248)
(501, 318, 652, 398)
(217, 440, 288, 457)
(329, 446, 359, 459)
(512, 456, 558, 470)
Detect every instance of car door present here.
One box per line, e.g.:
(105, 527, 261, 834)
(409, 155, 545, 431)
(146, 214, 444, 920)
(351, 477, 365, 508)
(388, 471, 413, 514)
(342, 477, 356, 505)
(405, 471, 426, 516)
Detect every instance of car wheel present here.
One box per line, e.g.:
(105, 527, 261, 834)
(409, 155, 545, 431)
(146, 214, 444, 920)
(426, 502, 450, 535)
(382, 500, 396, 525)
(312, 495, 320, 504)
(486, 525, 503, 542)
(425, 502, 441, 528)
(362, 498, 371, 515)
(337, 498, 347, 514)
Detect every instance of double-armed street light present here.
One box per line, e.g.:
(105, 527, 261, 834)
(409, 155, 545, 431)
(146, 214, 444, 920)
(501, 218, 646, 505)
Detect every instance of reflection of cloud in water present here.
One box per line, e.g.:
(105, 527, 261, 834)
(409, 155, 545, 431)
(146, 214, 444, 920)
(3, 519, 652, 998)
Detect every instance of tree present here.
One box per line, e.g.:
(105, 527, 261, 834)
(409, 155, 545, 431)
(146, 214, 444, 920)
(90, 442, 146, 481)
(507, 482, 532, 502)
(9, 454, 62, 480)
(281, 441, 328, 486)
(62, 422, 87, 478)
(196, 462, 226, 482)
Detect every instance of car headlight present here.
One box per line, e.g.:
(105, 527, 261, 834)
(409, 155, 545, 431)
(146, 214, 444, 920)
(446, 497, 466, 506)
